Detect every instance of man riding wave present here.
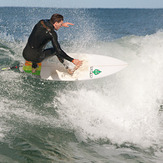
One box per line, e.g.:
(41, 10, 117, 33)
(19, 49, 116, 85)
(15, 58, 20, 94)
(23, 13, 82, 74)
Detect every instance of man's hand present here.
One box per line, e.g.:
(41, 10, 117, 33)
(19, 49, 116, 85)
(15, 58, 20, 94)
(62, 22, 74, 27)
(72, 59, 83, 68)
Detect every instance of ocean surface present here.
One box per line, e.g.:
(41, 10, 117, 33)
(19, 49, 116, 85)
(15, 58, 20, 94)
(0, 7, 163, 163)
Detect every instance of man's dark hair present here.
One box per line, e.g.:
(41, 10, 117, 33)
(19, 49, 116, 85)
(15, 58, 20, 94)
(50, 14, 64, 24)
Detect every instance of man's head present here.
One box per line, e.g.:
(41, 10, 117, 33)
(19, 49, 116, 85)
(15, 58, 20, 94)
(50, 14, 64, 30)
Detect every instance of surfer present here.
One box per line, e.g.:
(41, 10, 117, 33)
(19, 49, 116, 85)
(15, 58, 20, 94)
(23, 13, 82, 74)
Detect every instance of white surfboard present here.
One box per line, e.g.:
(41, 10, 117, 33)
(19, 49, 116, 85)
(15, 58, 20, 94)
(40, 53, 127, 81)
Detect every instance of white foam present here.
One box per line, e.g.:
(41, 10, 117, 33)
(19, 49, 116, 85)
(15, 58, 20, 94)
(55, 31, 163, 147)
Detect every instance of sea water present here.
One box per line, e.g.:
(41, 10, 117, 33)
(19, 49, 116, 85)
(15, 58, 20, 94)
(0, 7, 163, 163)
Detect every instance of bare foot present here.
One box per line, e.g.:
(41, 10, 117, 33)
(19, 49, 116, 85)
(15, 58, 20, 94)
(32, 68, 37, 73)
(67, 68, 75, 75)
(67, 64, 82, 75)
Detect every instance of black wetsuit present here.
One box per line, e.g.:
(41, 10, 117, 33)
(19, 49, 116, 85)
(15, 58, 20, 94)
(23, 19, 74, 68)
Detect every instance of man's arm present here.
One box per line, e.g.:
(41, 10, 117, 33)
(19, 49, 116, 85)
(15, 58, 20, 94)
(62, 22, 74, 27)
(51, 31, 74, 62)
(51, 30, 83, 68)
(61, 22, 83, 67)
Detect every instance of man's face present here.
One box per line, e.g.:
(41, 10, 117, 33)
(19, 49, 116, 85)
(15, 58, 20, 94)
(54, 20, 63, 30)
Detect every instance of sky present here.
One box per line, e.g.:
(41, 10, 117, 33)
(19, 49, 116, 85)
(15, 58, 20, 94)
(0, 0, 163, 8)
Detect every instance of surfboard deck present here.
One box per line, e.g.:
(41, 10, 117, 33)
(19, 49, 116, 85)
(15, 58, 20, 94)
(20, 53, 127, 81)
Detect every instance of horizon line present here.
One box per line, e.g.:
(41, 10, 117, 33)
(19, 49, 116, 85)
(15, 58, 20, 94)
(0, 6, 163, 9)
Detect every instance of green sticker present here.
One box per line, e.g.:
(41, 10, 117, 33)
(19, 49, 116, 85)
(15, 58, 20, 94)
(93, 69, 102, 75)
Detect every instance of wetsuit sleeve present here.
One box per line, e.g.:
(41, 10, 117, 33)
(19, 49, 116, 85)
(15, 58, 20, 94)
(51, 31, 74, 62)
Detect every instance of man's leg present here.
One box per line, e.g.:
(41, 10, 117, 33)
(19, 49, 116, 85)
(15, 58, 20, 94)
(31, 48, 56, 73)
(43, 48, 70, 69)
(43, 48, 75, 75)
(32, 62, 38, 73)
(43, 48, 56, 59)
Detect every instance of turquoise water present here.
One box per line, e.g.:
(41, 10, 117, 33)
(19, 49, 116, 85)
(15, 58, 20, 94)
(0, 7, 163, 162)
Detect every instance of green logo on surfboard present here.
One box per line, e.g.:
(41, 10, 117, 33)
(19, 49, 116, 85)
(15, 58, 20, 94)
(90, 66, 102, 78)
(93, 69, 102, 75)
